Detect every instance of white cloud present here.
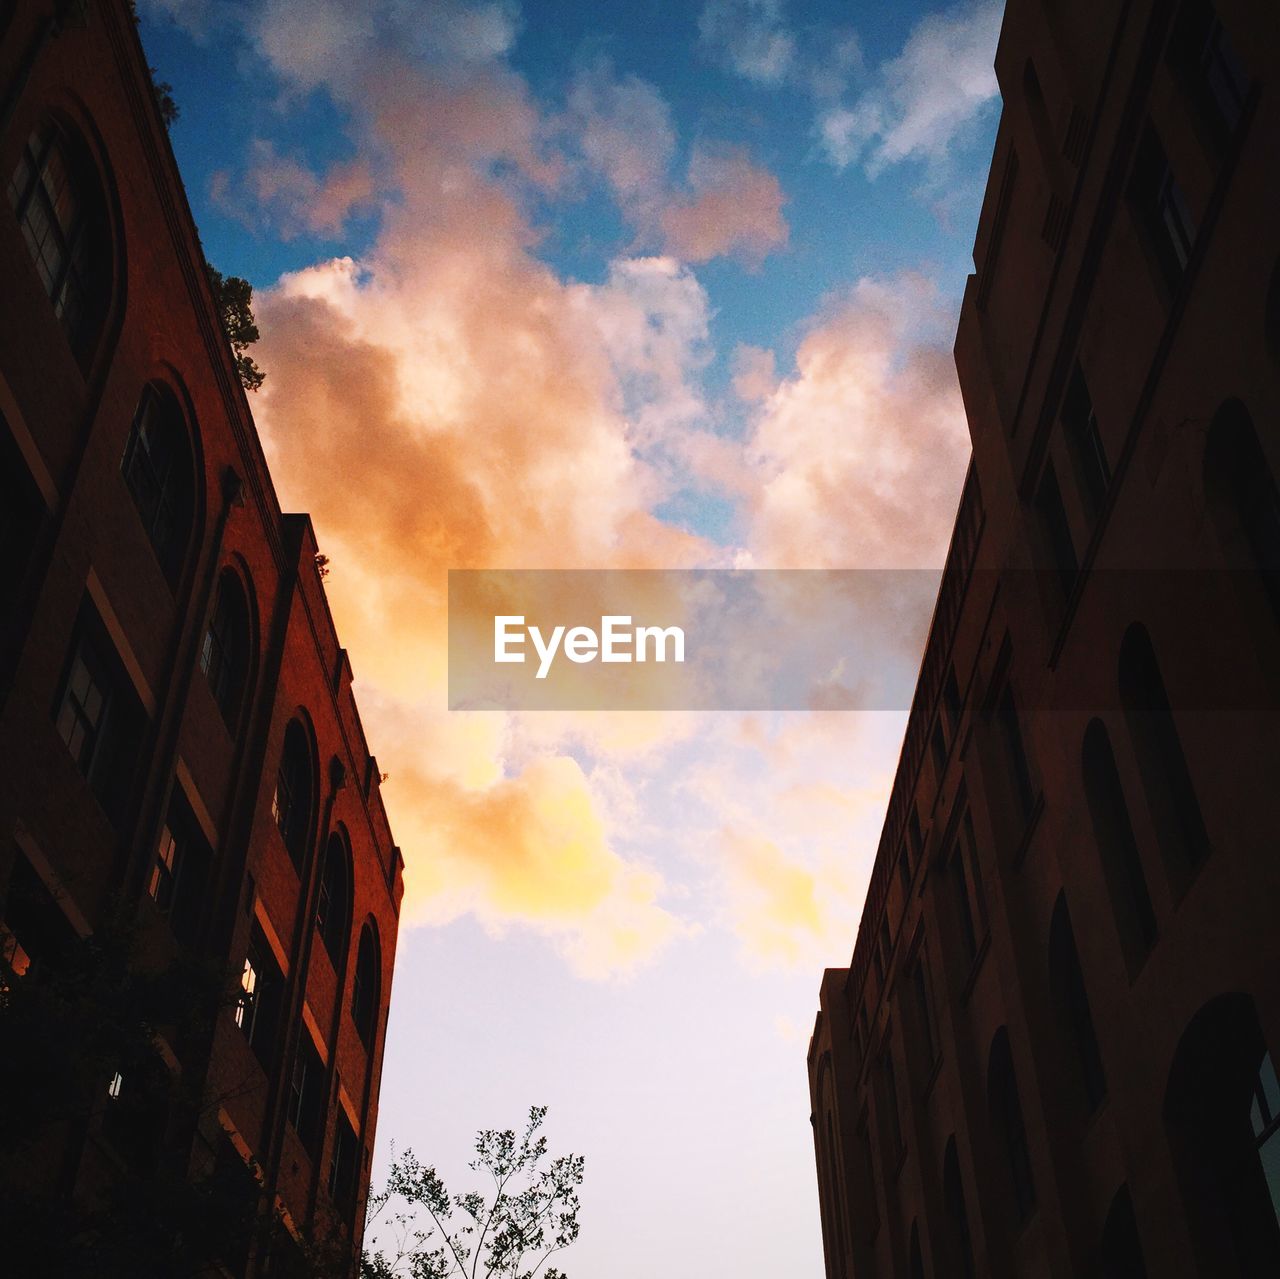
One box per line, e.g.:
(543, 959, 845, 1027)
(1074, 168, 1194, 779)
(698, 0, 797, 86)
(567, 62, 676, 225)
(739, 271, 971, 570)
(818, 0, 1003, 176)
(567, 63, 789, 268)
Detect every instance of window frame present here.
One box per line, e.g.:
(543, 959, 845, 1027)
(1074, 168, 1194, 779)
(6, 120, 109, 354)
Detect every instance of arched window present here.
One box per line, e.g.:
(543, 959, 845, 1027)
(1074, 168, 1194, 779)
(201, 571, 250, 730)
(908, 1221, 926, 1279)
(121, 385, 196, 584)
(7, 120, 111, 357)
(1119, 625, 1209, 880)
(1082, 719, 1157, 962)
(352, 922, 380, 1051)
(272, 720, 313, 871)
(1204, 399, 1280, 626)
(315, 832, 352, 966)
(1099, 1185, 1149, 1278)
(942, 1137, 976, 1279)
(1049, 894, 1107, 1113)
(988, 1028, 1036, 1223)
(1165, 994, 1280, 1271)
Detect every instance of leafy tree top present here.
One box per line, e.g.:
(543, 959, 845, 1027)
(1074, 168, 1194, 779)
(362, 1106, 585, 1279)
(206, 265, 266, 392)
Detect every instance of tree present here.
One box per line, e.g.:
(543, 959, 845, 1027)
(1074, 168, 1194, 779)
(149, 67, 179, 128)
(361, 1107, 584, 1279)
(207, 265, 266, 392)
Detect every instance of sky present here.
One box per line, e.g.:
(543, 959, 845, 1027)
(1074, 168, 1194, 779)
(137, 0, 1005, 1272)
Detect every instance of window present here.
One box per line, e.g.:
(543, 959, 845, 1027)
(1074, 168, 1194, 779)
(911, 950, 940, 1073)
(0, 921, 31, 989)
(881, 1046, 904, 1159)
(1119, 625, 1210, 879)
(988, 1028, 1036, 1222)
(55, 634, 109, 770)
(1130, 123, 1197, 286)
(121, 386, 196, 584)
(1165, 994, 1280, 1270)
(6, 121, 109, 354)
(0, 417, 46, 673)
(273, 720, 314, 871)
(1035, 461, 1079, 601)
(943, 1138, 976, 1279)
(1168, 0, 1250, 145)
(996, 685, 1035, 829)
(100, 1053, 168, 1173)
(53, 608, 146, 827)
(352, 922, 380, 1051)
(148, 791, 211, 945)
(1049, 895, 1107, 1113)
(328, 1109, 359, 1219)
(316, 832, 352, 966)
(1, 853, 76, 987)
(287, 1033, 326, 1159)
(908, 1222, 925, 1279)
(150, 825, 180, 915)
(950, 809, 988, 964)
(236, 921, 283, 1068)
(1100, 1186, 1149, 1278)
(1204, 400, 1280, 627)
(1062, 366, 1111, 520)
(1251, 1054, 1280, 1231)
(930, 719, 947, 778)
(943, 668, 962, 736)
(1082, 719, 1158, 961)
(201, 572, 251, 729)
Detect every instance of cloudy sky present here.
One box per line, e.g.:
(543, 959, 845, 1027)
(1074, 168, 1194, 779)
(139, 0, 1004, 1271)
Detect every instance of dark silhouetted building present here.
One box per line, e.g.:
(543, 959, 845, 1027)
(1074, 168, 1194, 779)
(809, 0, 1279, 1275)
(0, 1, 403, 1272)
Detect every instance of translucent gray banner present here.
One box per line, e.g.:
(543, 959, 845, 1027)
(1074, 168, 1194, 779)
(447, 570, 939, 711)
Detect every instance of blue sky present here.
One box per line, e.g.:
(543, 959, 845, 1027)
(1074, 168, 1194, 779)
(138, 0, 1004, 1272)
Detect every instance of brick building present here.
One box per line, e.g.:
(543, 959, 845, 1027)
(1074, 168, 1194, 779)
(0, 0, 403, 1272)
(808, 0, 1279, 1276)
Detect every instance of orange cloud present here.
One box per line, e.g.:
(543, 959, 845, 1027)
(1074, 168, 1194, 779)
(660, 145, 789, 267)
(390, 752, 686, 978)
(207, 0, 963, 981)
(243, 22, 717, 976)
(211, 140, 376, 241)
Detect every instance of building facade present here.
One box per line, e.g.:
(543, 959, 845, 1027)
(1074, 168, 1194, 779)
(808, 1, 1279, 1276)
(0, 1, 403, 1273)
